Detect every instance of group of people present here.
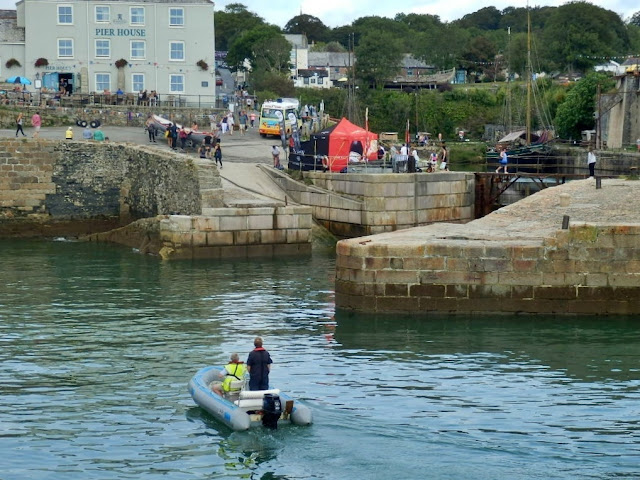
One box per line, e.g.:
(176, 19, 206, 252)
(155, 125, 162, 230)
(211, 337, 272, 397)
(387, 142, 449, 172)
(198, 141, 223, 168)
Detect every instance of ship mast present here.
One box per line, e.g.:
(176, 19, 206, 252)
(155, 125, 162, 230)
(526, 2, 531, 145)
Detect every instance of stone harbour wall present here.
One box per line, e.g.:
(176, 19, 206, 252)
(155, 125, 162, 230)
(0, 138, 223, 236)
(336, 221, 640, 315)
(264, 167, 474, 238)
(157, 204, 313, 260)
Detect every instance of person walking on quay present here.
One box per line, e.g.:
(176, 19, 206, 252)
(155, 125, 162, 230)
(169, 123, 178, 150)
(145, 116, 157, 143)
(65, 126, 73, 140)
(31, 111, 41, 138)
(238, 110, 248, 135)
(227, 112, 235, 136)
(587, 146, 597, 178)
(246, 337, 272, 391)
(271, 145, 281, 169)
(213, 143, 222, 168)
(178, 126, 188, 150)
(249, 111, 256, 128)
(15, 112, 26, 137)
(496, 147, 508, 174)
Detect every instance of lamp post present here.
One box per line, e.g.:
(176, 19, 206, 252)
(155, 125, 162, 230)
(34, 72, 41, 106)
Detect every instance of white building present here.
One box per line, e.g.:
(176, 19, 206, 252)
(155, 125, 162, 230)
(0, 0, 215, 104)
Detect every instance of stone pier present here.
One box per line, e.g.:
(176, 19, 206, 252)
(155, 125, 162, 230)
(336, 178, 640, 315)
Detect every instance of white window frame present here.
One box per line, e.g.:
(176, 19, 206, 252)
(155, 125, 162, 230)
(169, 74, 184, 93)
(169, 7, 184, 27)
(169, 41, 184, 61)
(58, 38, 74, 58)
(95, 5, 110, 23)
(95, 73, 111, 92)
(130, 6, 145, 25)
(132, 74, 144, 92)
(57, 5, 73, 25)
(95, 39, 110, 58)
(130, 40, 146, 60)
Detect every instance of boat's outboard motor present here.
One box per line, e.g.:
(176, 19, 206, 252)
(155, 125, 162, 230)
(262, 393, 282, 430)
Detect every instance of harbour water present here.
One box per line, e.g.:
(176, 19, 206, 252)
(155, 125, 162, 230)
(1, 239, 639, 479)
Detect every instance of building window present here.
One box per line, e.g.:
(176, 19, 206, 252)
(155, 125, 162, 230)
(303, 77, 309, 85)
(169, 8, 184, 26)
(132, 74, 144, 92)
(130, 7, 144, 25)
(95, 39, 110, 58)
(58, 39, 73, 58)
(58, 5, 73, 24)
(169, 74, 184, 93)
(130, 41, 145, 60)
(169, 42, 184, 61)
(96, 73, 111, 92)
(407, 69, 414, 76)
(318, 77, 324, 84)
(95, 5, 109, 23)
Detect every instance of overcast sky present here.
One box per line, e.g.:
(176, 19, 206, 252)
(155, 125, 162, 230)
(218, 0, 637, 28)
(0, 0, 634, 29)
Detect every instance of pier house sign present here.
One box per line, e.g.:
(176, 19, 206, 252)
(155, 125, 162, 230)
(95, 28, 146, 37)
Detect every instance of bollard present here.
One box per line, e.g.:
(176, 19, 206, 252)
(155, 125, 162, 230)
(559, 193, 571, 207)
(562, 215, 570, 229)
(596, 177, 602, 189)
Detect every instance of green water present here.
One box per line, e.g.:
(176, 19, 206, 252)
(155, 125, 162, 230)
(1, 240, 639, 479)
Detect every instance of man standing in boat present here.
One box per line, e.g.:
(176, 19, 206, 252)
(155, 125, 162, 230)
(246, 337, 272, 390)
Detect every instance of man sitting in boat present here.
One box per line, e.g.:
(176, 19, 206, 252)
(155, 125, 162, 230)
(211, 353, 247, 397)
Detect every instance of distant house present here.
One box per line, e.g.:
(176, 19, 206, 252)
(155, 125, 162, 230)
(284, 34, 308, 82)
(293, 68, 332, 89)
(307, 51, 351, 84)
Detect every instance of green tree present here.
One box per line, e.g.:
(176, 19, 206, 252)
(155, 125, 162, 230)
(352, 16, 411, 50)
(251, 70, 295, 100)
(226, 25, 284, 71)
(456, 6, 502, 30)
(460, 35, 498, 80)
(543, 2, 630, 72)
(354, 31, 404, 88)
(628, 24, 640, 53)
(283, 14, 329, 43)
(215, 3, 266, 51)
(310, 41, 346, 53)
(630, 11, 640, 27)
(554, 72, 614, 140)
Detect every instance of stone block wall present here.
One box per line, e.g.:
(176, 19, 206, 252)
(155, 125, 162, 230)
(0, 138, 222, 236)
(335, 222, 640, 315)
(263, 166, 474, 237)
(157, 205, 313, 259)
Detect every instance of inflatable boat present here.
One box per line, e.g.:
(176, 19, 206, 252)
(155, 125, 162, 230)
(188, 365, 312, 431)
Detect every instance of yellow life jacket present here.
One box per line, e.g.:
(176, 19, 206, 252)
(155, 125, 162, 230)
(222, 362, 247, 392)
